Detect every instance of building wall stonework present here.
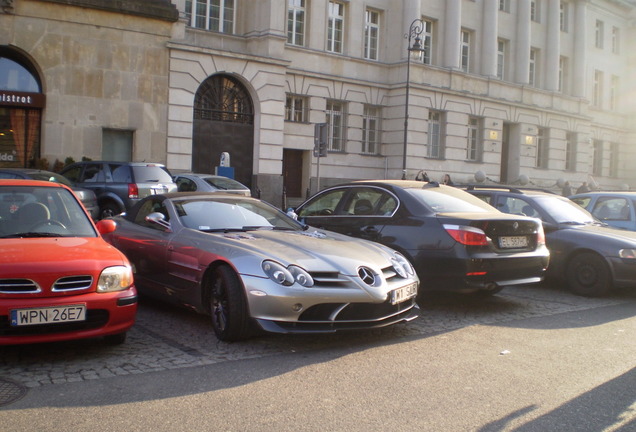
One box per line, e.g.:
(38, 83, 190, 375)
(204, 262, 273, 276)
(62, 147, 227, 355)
(1, 0, 174, 165)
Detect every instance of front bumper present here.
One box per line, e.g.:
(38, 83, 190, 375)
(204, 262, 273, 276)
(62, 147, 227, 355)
(0, 287, 138, 345)
(241, 274, 419, 333)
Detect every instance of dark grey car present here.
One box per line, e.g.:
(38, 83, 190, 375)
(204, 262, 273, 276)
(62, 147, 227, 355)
(0, 168, 99, 220)
(60, 161, 177, 219)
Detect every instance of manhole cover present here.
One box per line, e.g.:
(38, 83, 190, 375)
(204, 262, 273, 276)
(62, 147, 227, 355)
(0, 378, 27, 407)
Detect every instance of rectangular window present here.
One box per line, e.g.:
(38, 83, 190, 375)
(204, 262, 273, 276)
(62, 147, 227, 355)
(460, 30, 471, 73)
(102, 129, 133, 161)
(610, 75, 619, 111)
(364, 9, 380, 60)
(593, 70, 603, 108)
(427, 111, 444, 159)
(287, 0, 306, 46)
(362, 105, 381, 154)
(529, 48, 538, 87)
(185, 0, 235, 33)
(421, 19, 434, 65)
(536, 127, 549, 169)
(560, 2, 568, 32)
(327, 1, 345, 53)
(565, 132, 577, 171)
(467, 117, 482, 162)
(497, 39, 506, 80)
(609, 142, 619, 177)
(530, 0, 540, 22)
(326, 100, 346, 152)
(595, 20, 604, 49)
(499, 0, 510, 12)
(612, 26, 620, 54)
(593, 139, 603, 176)
(285, 94, 308, 122)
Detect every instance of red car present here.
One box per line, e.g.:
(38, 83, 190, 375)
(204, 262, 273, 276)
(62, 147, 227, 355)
(0, 180, 137, 345)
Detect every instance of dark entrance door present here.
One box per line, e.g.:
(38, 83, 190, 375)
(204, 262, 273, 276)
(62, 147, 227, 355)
(192, 75, 254, 188)
(283, 149, 303, 198)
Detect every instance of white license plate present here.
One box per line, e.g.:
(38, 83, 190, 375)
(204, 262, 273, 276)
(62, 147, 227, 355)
(499, 236, 529, 248)
(10, 304, 86, 327)
(390, 283, 418, 305)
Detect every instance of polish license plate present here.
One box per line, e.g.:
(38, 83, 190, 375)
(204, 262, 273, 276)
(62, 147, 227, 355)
(390, 282, 418, 305)
(10, 304, 86, 327)
(499, 236, 529, 248)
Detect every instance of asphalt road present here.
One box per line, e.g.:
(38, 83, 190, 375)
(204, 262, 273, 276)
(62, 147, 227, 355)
(1, 283, 636, 431)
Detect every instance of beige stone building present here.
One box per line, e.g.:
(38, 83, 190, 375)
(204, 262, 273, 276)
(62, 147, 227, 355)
(1, 0, 635, 207)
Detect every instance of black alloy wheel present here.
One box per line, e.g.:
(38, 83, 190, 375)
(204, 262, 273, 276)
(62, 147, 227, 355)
(565, 252, 611, 297)
(209, 265, 252, 342)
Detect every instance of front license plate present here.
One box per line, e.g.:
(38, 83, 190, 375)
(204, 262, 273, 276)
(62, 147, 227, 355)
(390, 283, 418, 305)
(499, 236, 529, 248)
(10, 304, 86, 327)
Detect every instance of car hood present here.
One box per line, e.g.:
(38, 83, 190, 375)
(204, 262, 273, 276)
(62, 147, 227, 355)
(0, 237, 129, 277)
(202, 228, 400, 275)
(562, 223, 636, 243)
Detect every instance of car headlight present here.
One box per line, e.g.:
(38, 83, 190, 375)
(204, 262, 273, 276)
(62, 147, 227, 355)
(262, 260, 314, 287)
(619, 249, 636, 259)
(97, 265, 134, 292)
(390, 253, 415, 278)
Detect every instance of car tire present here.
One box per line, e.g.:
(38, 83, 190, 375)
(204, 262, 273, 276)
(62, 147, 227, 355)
(208, 264, 252, 342)
(100, 201, 121, 219)
(565, 252, 611, 297)
(104, 332, 127, 345)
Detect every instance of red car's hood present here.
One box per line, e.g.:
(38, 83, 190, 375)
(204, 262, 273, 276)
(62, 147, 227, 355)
(0, 237, 128, 277)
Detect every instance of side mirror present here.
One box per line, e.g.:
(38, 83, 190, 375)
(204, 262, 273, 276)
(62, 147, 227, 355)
(96, 219, 117, 235)
(146, 212, 171, 230)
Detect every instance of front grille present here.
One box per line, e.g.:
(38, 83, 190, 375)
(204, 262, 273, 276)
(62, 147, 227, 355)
(308, 271, 349, 288)
(53, 276, 93, 292)
(0, 279, 40, 294)
(299, 297, 417, 323)
(0, 310, 109, 336)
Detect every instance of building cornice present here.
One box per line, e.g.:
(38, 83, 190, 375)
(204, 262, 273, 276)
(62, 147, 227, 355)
(35, 0, 179, 22)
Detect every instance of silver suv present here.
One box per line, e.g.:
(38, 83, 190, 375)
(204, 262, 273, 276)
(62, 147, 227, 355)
(60, 161, 177, 219)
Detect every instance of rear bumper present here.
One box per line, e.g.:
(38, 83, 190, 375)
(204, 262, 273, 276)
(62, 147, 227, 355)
(413, 252, 549, 293)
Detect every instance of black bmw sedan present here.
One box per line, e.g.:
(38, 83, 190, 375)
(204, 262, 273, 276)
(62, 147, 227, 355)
(293, 180, 549, 296)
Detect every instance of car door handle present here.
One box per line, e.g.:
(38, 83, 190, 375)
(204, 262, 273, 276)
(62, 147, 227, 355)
(362, 226, 379, 235)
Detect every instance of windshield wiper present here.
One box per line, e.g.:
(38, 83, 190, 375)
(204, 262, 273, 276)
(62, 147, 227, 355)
(560, 221, 586, 225)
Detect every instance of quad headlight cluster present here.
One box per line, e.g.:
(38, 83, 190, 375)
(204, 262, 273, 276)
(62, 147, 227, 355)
(262, 260, 314, 287)
(391, 253, 415, 278)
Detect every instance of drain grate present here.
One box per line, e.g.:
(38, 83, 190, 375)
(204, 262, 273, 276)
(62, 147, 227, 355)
(0, 378, 27, 407)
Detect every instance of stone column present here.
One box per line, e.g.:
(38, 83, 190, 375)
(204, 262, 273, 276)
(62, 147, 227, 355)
(443, 0, 461, 69)
(544, 0, 561, 91)
(481, 0, 499, 77)
(514, 0, 531, 84)
(572, 0, 587, 97)
(403, 0, 422, 56)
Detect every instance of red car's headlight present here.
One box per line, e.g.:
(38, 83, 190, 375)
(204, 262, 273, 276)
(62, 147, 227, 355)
(97, 265, 133, 292)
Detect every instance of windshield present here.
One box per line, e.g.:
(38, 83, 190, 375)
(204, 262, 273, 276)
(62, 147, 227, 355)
(0, 185, 97, 238)
(175, 197, 303, 232)
(535, 195, 596, 224)
(407, 187, 497, 213)
(203, 176, 249, 191)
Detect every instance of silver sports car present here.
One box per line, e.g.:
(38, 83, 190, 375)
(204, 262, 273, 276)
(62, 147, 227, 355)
(97, 192, 419, 341)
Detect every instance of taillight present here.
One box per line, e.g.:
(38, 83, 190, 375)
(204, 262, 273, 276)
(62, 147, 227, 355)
(536, 223, 546, 246)
(128, 183, 139, 199)
(443, 224, 489, 246)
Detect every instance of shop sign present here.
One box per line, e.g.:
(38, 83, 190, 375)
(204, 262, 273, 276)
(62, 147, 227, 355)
(0, 91, 45, 108)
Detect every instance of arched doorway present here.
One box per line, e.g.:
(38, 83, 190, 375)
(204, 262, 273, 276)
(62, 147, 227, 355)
(192, 74, 254, 188)
(0, 47, 45, 168)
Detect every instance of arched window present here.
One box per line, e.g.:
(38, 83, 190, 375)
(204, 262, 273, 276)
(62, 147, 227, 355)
(194, 75, 253, 124)
(0, 47, 44, 168)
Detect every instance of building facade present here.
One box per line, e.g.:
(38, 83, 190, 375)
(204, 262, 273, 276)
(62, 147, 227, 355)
(1, 0, 635, 207)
